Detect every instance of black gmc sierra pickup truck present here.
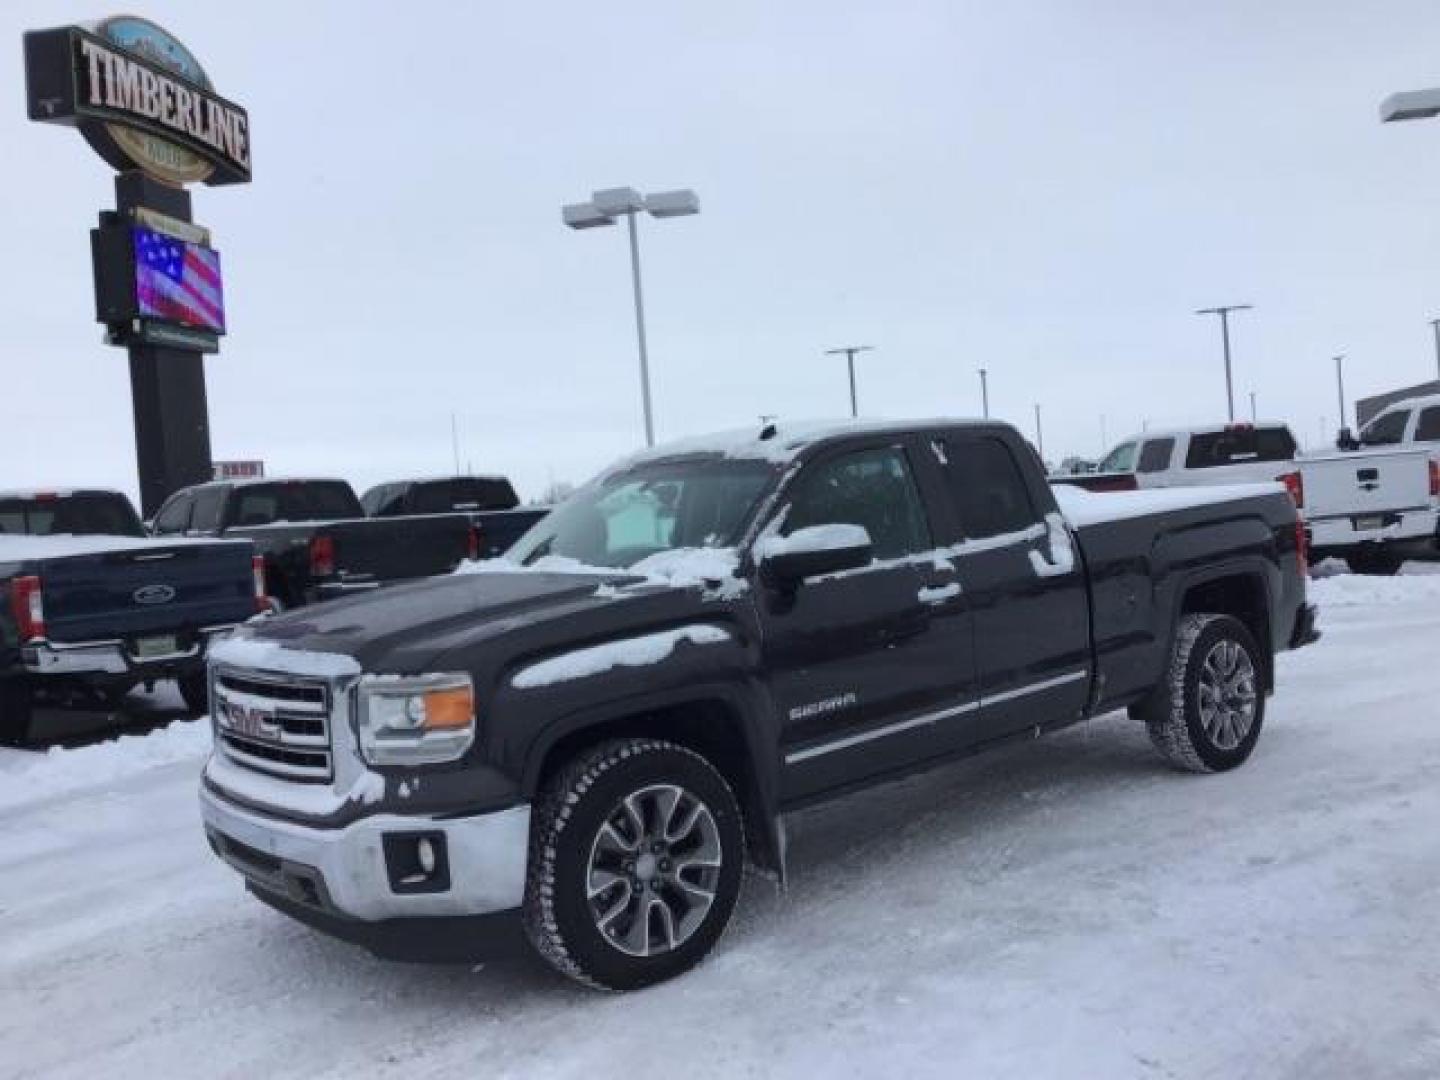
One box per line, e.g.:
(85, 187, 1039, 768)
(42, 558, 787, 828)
(199, 420, 1316, 991)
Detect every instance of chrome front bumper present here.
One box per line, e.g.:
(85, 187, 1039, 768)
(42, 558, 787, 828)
(199, 779, 530, 921)
(21, 626, 236, 676)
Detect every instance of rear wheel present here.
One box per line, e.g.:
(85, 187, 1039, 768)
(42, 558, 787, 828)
(0, 679, 34, 746)
(523, 738, 744, 991)
(1138, 613, 1266, 773)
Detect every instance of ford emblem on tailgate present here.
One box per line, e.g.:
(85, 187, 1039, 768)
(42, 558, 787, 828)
(133, 583, 177, 605)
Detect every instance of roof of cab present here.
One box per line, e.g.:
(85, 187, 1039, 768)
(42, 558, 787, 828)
(613, 418, 1000, 471)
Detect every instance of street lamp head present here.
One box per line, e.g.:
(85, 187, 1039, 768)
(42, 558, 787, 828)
(562, 202, 615, 230)
(1381, 88, 1440, 122)
(824, 345, 874, 356)
(591, 187, 646, 216)
(644, 189, 701, 218)
(1196, 304, 1253, 316)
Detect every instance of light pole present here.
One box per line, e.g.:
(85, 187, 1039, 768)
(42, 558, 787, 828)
(824, 346, 874, 418)
(1196, 304, 1252, 422)
(1334, 354, 1347, 430)
(978, 368, 989, 419)
(562, 186, 700, 447)
(1249, 391, 1257, 423)
(1430, 318, 1440, 380)
(1034, 403, 1044, 460)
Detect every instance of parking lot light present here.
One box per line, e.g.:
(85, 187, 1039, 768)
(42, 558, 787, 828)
(1381, 87, 1440, 122)
(562, 186, 702, 447)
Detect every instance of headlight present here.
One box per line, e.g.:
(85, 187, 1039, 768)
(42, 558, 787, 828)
(356, 673, 475, 765)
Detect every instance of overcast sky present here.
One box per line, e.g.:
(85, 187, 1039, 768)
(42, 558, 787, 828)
(4, 0, 1440, 503)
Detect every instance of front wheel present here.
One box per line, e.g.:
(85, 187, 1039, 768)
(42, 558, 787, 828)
(1139, 613, 1266, 773)
(523, 738, 745, 991)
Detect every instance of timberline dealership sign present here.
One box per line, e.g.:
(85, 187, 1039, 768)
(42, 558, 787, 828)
(24, 16, 250, 186)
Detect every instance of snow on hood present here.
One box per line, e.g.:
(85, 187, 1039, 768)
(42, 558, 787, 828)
(458, 547, 746, 597)
(208, 634, 363, 679)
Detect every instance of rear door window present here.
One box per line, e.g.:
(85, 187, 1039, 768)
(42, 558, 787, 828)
(1137, 438, 1175, 474)
(1184, 426, 1297, 468)
(1414, 407, 1440, 443)
(1360, 411, 1409, 447)
(943, 437, 1041, 539)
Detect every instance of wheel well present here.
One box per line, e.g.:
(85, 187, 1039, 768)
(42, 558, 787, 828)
(534, 699, 776, 872)
(1180, 573, 1272, 687)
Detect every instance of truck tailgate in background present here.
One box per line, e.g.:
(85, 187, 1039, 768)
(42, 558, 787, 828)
(327, 514, 472, 580)
(1300, 449, 1432, 521)
(38, 541, 256, 643)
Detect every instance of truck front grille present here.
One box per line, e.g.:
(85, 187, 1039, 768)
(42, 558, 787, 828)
(213, 668, 333, 783)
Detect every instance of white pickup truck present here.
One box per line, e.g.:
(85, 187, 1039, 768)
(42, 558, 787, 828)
(1305, 394, 1440, 574)
(1070, 421, 1439, 574)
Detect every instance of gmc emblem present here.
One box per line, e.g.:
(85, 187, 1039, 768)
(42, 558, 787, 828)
(220, 699, 280, 741)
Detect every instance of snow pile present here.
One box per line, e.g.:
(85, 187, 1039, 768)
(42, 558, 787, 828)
(0, 719, 210, 813)
(512, 624, 731, 688)
(1309, 570, 1440, 608)
(1051, 481, 1287, 526)
(457, 554, 616, 577)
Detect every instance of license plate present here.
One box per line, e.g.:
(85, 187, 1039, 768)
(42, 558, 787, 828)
(132, 634, 179, 658)
(1353, 516, 1385, 531)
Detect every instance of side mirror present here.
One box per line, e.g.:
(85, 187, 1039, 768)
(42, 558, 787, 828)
(755, 524, 873, 587)
(1336, 427, 1359, 452)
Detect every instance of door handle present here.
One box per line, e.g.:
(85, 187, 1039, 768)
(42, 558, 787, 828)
(917, 582, 962, 605)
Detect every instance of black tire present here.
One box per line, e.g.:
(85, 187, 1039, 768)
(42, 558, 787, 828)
(523, 738, 745, 991)
(0, 679, 35, 746)
(1345, 551, 1402, 576)
(1137, 613, 1266, 773)
(177, 671, 210, 716)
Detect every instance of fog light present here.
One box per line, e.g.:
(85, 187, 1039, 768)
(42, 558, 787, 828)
(383, 831, 450, 894)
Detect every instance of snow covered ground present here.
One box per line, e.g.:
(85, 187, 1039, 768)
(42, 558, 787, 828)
(3, 570, 1440, 1079)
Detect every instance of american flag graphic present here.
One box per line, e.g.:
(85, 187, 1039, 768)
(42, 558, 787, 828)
(133, 226, 226, 333)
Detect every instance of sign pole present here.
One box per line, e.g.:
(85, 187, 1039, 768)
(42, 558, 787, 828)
(114, 172, 214, 517)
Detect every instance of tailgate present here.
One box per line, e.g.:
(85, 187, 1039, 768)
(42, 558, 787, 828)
(327, 515, 471, 580)
(473, 508, 549, 556)
(39, 541, 256, 643)
(1301, 451, 1431, 519)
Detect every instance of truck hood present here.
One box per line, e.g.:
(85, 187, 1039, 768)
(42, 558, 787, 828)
(247, 569, 691, 672)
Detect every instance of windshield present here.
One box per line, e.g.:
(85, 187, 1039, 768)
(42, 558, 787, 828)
(508, 459, 776, 569)
(1098, 442, 1138, 473)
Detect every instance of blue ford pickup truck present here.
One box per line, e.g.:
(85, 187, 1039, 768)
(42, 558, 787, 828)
(0, 488, 264, 742)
